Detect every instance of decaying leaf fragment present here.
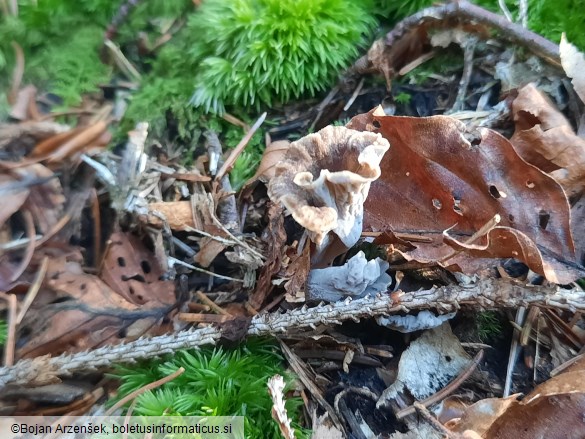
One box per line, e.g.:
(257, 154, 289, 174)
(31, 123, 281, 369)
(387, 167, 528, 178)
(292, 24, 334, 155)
(511, 83, 585, 197)
(268, 126, 389, 264)
(349, 107, 582, 284)
(449, 369, 585, 438)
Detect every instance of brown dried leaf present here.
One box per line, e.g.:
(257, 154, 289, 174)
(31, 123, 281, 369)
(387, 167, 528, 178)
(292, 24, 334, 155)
(0, 164, 65, 290)
(349, 108, 581, 283)
(145, 200, 195, 231)
(511, 83, 585, 197)
(18, 256, 170, 359)
(283, 243, 311, 299)
(446, 396, 519, 435)
(243, 139, 290, 188)
(9, 85, 37, 121)
(484, 371, 585, 438)
(249, 202, 286, 309)
(100, 231, 175, 306)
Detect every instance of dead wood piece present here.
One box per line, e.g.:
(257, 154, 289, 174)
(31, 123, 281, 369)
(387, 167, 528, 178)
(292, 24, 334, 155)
(1, 278, 585, 388)
(345, 0, 561, 96)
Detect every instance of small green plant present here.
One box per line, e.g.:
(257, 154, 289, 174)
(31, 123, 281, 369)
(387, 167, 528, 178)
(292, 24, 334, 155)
(476, 311, 503, 342)
(109, 339, 309, 439)
(394, 91, 412, 104)
(189, 0, 377, 113)
(0, 319, 7, 345)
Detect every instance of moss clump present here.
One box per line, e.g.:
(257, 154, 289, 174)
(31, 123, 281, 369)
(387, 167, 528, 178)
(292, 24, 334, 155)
(0, 0, 118, 106)
(188, 0, 376, 113)
(476, 311, 503, 342)
(109, 339, 309, 439)
(0, 319, 6, 345)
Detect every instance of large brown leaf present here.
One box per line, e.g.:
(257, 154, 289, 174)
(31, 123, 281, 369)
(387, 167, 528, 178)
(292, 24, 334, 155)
(349, 108, 582, 283)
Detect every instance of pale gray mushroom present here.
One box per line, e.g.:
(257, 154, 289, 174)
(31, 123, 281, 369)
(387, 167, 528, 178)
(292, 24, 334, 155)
(268, 125, 389, 265)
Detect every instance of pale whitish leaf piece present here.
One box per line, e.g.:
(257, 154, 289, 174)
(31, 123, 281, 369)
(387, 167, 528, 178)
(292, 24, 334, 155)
(560, 33, 585, 104)
(307, 251, 392, 302)
(377, 322, 470, 407)
(267, 375, 295, 439)
(377, 310, 456, 333)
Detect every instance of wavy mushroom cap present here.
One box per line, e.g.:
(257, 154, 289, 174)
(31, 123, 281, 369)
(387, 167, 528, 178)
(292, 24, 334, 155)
(268, 125, 389, 255)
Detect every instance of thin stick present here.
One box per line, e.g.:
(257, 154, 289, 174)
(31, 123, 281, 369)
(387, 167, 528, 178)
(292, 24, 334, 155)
(168, 257, 244, 283)
(8, 42, 25, 105)
(16, 256, 48, 325)
(450, 36, 477, 113)
(104, 367, 185, 416)
(177, 313, 233, 323)
(413, 402, 459, 438)
(504, 307, 525, 397)
(396, 350, 484, 419)
(215, 112, 267, 182)
(195, 291, 232, 316)
(90, 188, 102, 266)
(343, 77, 365, 112)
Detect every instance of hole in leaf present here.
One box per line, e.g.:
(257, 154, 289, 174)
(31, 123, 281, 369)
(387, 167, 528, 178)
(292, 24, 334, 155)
(117, 257, 126, 267)
(509, 214, 515, 222)
(453, 197, 463, 216)
(526, 180, 535, 188)
(445, 355, 452, 362)
(539, 210, 550, 230)
(432, 198, 442, 209)
(489, 185, 501, 199)
(141, 260, 151, 274)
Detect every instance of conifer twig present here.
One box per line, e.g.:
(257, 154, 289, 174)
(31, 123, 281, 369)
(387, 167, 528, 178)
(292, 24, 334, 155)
(1, 278, 584, 388)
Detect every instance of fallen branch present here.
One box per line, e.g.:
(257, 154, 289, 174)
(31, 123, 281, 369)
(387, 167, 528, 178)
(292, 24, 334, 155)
(347, 0, 561, 85)
(1, 277, 584, 388)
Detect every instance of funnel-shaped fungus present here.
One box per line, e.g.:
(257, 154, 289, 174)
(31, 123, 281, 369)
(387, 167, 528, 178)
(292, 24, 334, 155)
(268, 126, 389, 264)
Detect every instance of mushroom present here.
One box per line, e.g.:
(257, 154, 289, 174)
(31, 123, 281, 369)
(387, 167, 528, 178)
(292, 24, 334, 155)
(268, 125, 389, 265)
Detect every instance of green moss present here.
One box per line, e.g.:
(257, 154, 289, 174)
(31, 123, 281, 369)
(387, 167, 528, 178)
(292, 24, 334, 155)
(476, 311, 503, 342)
(109, 339, 309, 439)
(188, 0, 376, 113)
(0, 319, 6, 345)
(0, 0, 118, 106)
(394, 91, 412, 104)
